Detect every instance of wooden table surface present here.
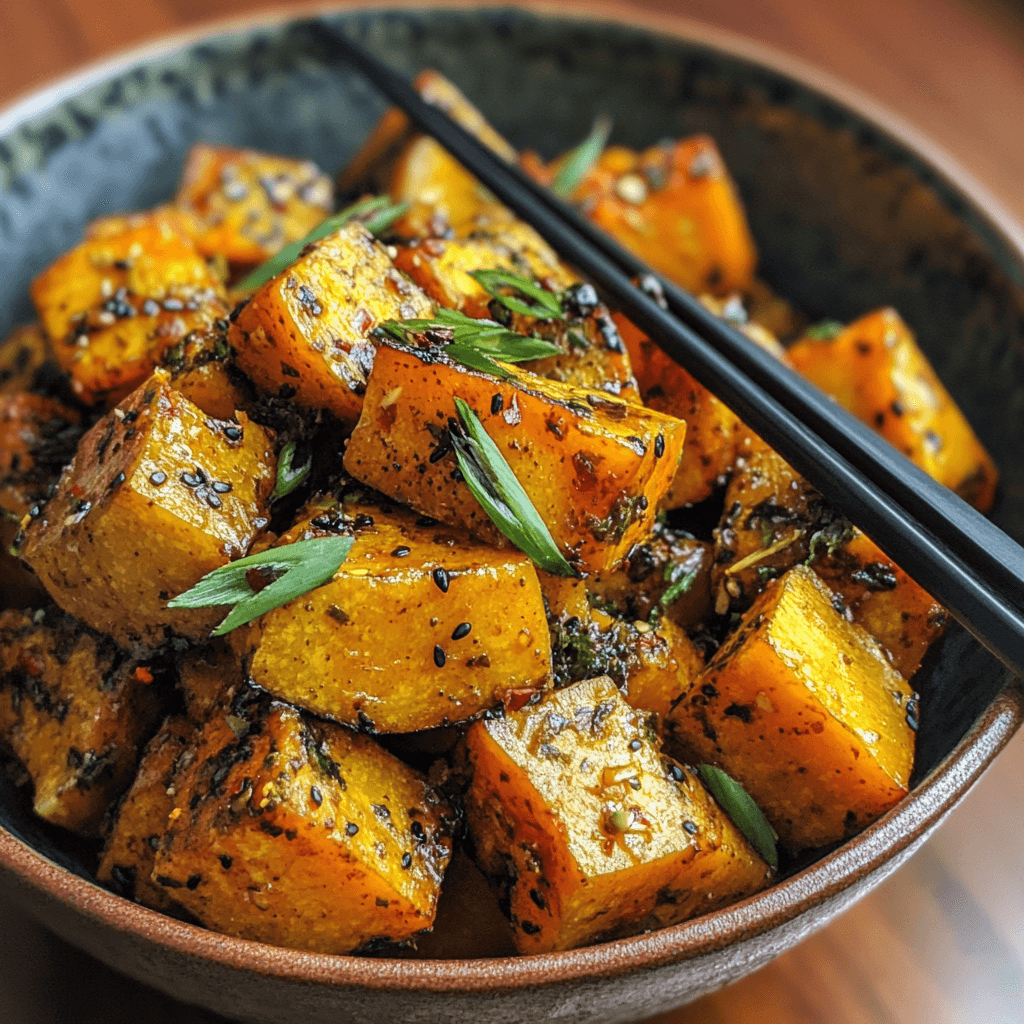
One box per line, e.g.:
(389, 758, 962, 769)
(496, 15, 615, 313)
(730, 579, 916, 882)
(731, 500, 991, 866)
(2, 1, 1024, 1022)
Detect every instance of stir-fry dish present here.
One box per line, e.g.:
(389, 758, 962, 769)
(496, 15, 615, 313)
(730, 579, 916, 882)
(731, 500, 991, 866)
(0, 71, 999, 956)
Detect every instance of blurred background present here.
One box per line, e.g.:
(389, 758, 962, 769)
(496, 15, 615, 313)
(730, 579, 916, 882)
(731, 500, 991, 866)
(1, 2, 1023, 1022)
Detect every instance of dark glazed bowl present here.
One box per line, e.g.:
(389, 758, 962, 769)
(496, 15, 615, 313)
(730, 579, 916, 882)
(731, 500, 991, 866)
(2, 4, 1024, 1022)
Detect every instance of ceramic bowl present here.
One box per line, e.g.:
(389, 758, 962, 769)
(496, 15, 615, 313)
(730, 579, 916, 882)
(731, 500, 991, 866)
(1, 5, 1023, 1023)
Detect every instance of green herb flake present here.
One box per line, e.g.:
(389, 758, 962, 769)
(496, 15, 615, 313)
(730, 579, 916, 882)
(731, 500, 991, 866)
(450, 397, 577, 577)
(697, 764, 778, 869)
(167, 536, 353, 636)
(376, 307, 559, 379)
(550, 115, 613, 198)
(660, 569, 697, 609)
(272, 441, 312, 501)
(469, 269, 563, 320)
(803, 319, 845, 341)
(237, 196, 408, 291)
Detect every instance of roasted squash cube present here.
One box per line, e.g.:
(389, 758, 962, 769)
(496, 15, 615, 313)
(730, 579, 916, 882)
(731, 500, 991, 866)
(465, 676, 771, 953)
(615, 311, 743, 507)
(237, 495, 551, 733)
(341, 70, 517, 238)
(19, 373, 276, 646)
(587, 524, 714, 630)
(665, 566, 917, 851)
(228, 221, 433, 427)
(152, 687, 453, 954)
(567, 138, 757, 296)
(343, 342, 686, 573)
(392, 233, 637, 398)
(788, 308, 998, 511)
(812, 529, 947, 679)
(97, 715, 196, 910)
(0, 323, 54, 396)
(0, 608, 163, 835)
(30, 211, 228, 406)
(174, 144, 333, 268)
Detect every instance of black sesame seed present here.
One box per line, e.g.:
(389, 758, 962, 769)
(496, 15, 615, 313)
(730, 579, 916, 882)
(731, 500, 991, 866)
(310, 785, 323, 806)
(219, 854, 233, 870)
(122, 410, 139, 425)
(654, 433, 665, 458)
(346, 822, 359, 836)
(212, 481, 232, 493)
(401, 853, 412, 869)
(682, 820, 699, 835)
(353, 514, 374, 529)
(416, 515, 438, 527)
(391, 546, 411, 557)
(905, 699, 919, 732)
(410, 820, 425, 841)
(490, 393, 504, 414)
(628, 739, 642, 751)
(149, 471, 167, 486)
(163, 297, 185, 311)
(109, 471, 126, 489)
(223, 426, 243, 442)
(186, 874, 202, 890)
(432, 567, 450, 593)
(451, 622, 472, 641)
(205, 492, 223, 509)
(666, 763, 685, 782)
(433, 645, 446, 668)
(142, 299, 160, 316)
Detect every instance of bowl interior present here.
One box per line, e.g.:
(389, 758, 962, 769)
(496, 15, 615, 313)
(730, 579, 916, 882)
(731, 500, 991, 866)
(0, 4, 1021, 938)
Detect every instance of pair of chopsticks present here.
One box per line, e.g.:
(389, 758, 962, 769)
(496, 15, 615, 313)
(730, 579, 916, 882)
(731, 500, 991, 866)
(326, 27, 1024, 678)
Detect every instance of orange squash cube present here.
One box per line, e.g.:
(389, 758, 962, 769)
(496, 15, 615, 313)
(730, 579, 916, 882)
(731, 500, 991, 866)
(174, 144, 333, 268)
(343, 342, 686, 573)
(788, 308, 998, 511)
(19, 373, 276, 646)
(465, 676, 771, 952)
(152, 688, 453, 953)
(228, 221, 433, 427)
(0, 607, 163, 836)
(30, 211, 228, 406)
(666, 565, 917, 851)
(237, 495, 550, 733)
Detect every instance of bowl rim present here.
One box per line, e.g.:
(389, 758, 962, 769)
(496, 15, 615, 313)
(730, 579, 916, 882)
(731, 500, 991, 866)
(2, 0, 1024, 994)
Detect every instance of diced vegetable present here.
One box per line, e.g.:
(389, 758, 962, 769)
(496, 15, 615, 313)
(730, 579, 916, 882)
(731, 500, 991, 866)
(0, 607, 163, 835)
(228, 221, 433, 427)
(665, 565, 917, 850)
(30, 211, 229, 406)
(19, 372, 276, 645)
(343, 340, 686, 573)
(237, 495, 551, 732)
(788, 307, 998, 511)
(97, 715, 196, 909)
(174, 144, 334, 269)
(152, 686, 453, 953)
(464, 676, 772, 952)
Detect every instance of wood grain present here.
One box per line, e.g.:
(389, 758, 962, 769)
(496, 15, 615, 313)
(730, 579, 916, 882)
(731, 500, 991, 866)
(2, 2, 1024, 1022)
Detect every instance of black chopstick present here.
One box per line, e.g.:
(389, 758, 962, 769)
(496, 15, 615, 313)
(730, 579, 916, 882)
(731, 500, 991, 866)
(326, 27, 1024, 676)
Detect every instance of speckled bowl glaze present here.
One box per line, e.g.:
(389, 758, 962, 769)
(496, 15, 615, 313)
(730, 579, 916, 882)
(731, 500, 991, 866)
(2, 4, 1024, 1022)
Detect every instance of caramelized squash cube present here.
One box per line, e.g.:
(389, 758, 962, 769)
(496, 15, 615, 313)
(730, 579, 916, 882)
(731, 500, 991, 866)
(30, 211, 228, 406)
(341, 70, 517, 238)
(465, 676, 771, 953)
(343, 342, 686, 573)
(19, 373, 276, 645)
(812, 529, 947, 679)
(788, 308, 998, 511)
(174, 144, 333, 268)
(615, 311, 743, 507)
(237, 495, 550, 733)
(569, 138, 757, 296)
(0, 608, 163, 835)
(228, 221, 433, 427)
(97, 715, 196, 910)
(152, 688, 453, 953)
(665, 566, 917, 851)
